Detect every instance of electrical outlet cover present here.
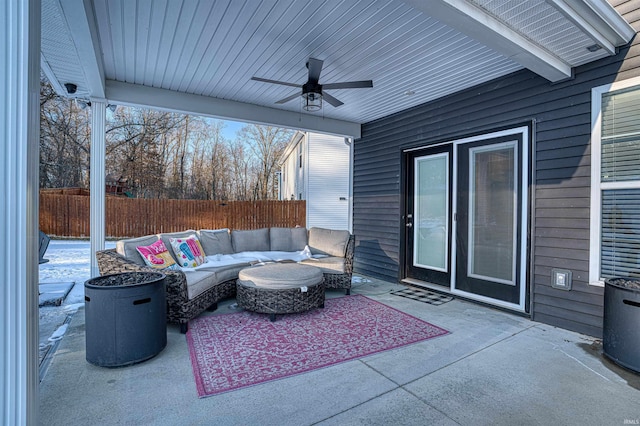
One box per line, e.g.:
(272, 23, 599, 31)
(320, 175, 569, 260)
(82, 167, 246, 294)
(551, 268, 572, 291)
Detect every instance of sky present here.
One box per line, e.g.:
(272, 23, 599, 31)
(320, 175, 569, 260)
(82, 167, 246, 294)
(216, 119, 295, 141)
(220, 120, 246, 141)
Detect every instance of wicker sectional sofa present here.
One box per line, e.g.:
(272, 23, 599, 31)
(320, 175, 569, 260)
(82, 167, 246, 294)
(96, 227, 354, 333)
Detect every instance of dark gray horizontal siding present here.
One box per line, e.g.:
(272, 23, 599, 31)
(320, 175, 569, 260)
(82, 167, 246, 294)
(535, 227, 590, 240)
(536, 166, 590, 181)
(354, 3, 640, 336)
(536, 236, 589, 251)
(536, 207, 591, 220)
(536, 156, 590, 172)
(353, 112, 402, 281)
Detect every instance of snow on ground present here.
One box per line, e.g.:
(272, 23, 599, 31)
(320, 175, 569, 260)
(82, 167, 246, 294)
(40, 240, 115, 283)
(39, 240, 116, 364)
(39, 240, 116, 304)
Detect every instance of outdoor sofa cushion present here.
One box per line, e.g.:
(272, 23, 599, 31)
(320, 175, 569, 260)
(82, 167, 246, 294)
(198, 229, 233, 255)
(301, 256, 346, 274)
(269, 227, 308, 251)
(237, 263, 323, 289)
(308, 227, 350, 257)
(198, 262, 252, 283)
(231, 228, 270, 252)
(183, 270, 219, 300)
(116, 234, 159, 266)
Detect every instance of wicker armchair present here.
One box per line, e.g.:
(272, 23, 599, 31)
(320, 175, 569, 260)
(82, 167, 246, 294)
(96, 249, 236, 333)
(321, 234, 355, 295)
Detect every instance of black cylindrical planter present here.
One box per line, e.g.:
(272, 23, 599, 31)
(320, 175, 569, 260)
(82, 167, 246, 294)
(603, 278, 640, 373)
(85, 272, 167, 367)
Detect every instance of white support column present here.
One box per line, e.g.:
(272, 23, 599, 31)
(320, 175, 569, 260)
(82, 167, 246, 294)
(90, 100, 106, 277)
(0, 0, 40, 424)
(347, 138, 354, 234)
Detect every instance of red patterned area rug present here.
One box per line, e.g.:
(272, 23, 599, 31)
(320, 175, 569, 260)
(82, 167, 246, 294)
(186, 295, 449, 398)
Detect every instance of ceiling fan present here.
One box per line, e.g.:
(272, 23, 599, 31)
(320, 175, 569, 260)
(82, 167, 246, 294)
(251, 58, 373, 111)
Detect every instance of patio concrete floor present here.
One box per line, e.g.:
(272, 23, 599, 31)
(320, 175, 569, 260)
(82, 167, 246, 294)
(40, 277, 640, 425)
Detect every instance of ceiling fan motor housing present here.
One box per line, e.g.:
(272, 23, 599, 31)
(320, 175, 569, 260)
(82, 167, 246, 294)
(302, 82, 322, 96)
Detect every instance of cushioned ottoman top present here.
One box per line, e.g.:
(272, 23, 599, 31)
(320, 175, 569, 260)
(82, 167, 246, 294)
(237, 263, 323, 289)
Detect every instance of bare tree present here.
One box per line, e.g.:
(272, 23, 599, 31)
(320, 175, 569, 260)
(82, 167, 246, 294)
(40, 79, 295, 201)
(40, 79, 91, 188)
(189, 119, 230, 200)
(239, 124, 293, 200)
(107, 108, 185, 198)
(226, 139, 253, 201)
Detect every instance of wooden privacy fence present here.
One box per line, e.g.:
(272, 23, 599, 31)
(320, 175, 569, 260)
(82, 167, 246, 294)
(40, 191, 306, 238)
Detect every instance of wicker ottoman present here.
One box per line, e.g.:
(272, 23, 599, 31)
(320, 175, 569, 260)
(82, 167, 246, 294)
(236, 263, 324, 321)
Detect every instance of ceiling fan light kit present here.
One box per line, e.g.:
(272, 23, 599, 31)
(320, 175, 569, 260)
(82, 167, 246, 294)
(251, 58, 373, 112)
(303, 92, 322, 111)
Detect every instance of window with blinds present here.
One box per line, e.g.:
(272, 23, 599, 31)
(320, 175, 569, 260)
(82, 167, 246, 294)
(600, 85, 640, 279)
(601, 189, 640, 278)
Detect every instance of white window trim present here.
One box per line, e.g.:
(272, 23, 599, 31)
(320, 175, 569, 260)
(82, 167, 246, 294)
(589, 76, 640, 286)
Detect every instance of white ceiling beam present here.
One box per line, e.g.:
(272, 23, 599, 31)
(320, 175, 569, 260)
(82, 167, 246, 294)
(39, 54, 67, 96)
(547, 0, 615, 55)
(105, 80, 362, 138)
(404, 0, 573, 82)
(57, 0, 105, 98)
(561, 0, 636, 47)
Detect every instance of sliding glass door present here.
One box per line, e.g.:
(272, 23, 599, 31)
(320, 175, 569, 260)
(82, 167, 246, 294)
(403, 127, 528, 310)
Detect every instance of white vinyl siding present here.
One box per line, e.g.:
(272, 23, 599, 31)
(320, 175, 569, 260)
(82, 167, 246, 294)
(307, 133, 351, 231)
(279, 132, 352, 230)
(281, 148, 298, 200)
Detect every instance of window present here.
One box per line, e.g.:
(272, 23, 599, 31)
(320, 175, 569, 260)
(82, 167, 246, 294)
(299, 146, 303, 169)
(590, 77, 640, 285)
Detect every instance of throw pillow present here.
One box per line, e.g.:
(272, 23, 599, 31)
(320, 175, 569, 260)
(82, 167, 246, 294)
(170, 235, 206, 267)
(159, 230, 197, 258)
(136, 240, 179, 270)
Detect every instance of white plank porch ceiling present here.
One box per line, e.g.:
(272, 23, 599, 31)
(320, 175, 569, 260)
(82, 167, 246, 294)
(41, 0, 634, 133)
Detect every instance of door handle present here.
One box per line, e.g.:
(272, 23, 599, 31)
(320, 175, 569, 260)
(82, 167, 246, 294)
(406, 223, 413, 228)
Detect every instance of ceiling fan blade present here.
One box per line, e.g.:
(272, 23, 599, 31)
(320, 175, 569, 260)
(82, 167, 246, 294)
(275, 92, 301, 104)
(322, 91, 344, 108)
(322, 80, 373, 90)
(251, 77, 301, 88)
(306, 58, 323, 83)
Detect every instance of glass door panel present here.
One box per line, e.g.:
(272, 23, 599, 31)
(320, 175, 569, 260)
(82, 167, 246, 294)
(468, 143, 516, 285)
(414, 153, 449, 271)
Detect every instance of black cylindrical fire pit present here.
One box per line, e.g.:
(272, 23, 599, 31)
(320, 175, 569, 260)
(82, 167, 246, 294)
(603, 277, 640, 373)
(85, 272, 167, 367)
